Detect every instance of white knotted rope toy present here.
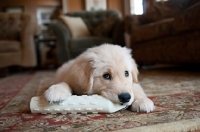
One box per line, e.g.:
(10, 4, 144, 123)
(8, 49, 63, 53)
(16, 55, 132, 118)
(30, 95, 127, 114)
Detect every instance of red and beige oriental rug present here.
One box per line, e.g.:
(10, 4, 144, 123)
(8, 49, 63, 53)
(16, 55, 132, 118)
(0, 67, 200, 132)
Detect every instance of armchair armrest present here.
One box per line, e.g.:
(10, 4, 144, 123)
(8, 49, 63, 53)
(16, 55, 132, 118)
(20, 14, 37, 67)
(49, 21, 71, 64)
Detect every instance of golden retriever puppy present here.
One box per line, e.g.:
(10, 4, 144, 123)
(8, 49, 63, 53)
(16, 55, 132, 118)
(44, 44, 154, 112)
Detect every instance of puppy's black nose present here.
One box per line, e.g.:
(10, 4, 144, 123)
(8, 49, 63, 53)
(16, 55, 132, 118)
(118, 93, 131, 103)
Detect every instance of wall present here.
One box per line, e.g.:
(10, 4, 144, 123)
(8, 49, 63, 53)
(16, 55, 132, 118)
(107, 0, 125, 16)
(66, 0, 85, 12)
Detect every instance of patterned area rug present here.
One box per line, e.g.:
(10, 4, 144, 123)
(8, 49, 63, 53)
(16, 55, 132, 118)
(0, 68, 200, 132)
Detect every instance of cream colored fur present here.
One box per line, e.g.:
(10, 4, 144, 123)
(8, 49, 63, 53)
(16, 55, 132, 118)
(44, 44, 154, 112)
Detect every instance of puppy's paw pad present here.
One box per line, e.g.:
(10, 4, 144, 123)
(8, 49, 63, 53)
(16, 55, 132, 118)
(131, 97, 154, 113)
(44, 83, 72, 103)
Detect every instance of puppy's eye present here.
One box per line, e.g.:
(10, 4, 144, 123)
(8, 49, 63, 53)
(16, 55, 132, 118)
(125, 71, 129, 77)
(103, 73, 111, 80)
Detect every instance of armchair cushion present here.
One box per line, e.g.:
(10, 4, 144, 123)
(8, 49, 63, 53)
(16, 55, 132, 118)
(59, 16, 90, 38)
(0, 40, 20, 52)
(92, 15, 120, 37)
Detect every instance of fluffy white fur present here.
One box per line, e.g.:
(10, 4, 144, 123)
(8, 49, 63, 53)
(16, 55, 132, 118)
(44, 44, 154, 112)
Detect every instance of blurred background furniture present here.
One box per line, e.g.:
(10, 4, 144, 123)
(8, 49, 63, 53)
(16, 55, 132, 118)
(50, 9, 125, 65)
(35, 35, 57, 68)
(0, 13, 39, 68)
(125, 0, 200, 65)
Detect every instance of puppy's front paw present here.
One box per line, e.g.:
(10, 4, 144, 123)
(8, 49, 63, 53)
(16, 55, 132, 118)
(131, 97, 154, 113)
(44, 82, 72, 103)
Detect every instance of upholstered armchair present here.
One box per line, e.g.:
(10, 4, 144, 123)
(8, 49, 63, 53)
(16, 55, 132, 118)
(50, 10, 125, 65)
(124, 0, 200, 64)
(0, 13, 38, 68)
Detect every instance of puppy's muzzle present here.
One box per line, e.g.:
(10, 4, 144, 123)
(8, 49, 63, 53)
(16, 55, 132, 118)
(118, 93, 131, 103)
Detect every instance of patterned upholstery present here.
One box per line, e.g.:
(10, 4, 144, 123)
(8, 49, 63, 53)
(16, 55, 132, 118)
(125, 0, 200, 64)
(0, 14, 21, 40)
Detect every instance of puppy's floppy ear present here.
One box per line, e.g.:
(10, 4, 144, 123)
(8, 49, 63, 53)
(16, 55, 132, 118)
(71, 56, 94, 95)
(79, 60, 94, 92)
(131, 60, 139, 84)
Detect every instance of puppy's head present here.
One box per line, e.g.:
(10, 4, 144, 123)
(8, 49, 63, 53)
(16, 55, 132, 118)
(84, 44, 138, 106)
